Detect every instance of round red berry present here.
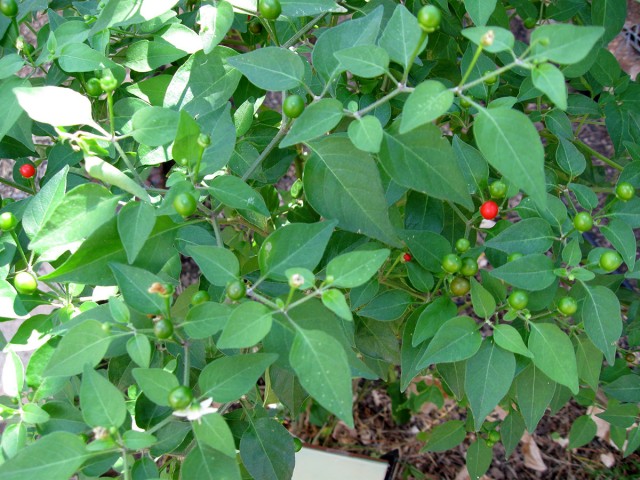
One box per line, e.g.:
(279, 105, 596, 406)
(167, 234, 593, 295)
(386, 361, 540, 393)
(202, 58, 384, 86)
(480, 200, 499, 220)
(19, 164, 36, 179)
(403, 253, 412, 262)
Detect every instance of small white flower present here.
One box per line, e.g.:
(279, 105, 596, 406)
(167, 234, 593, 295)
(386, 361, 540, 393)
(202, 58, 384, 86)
(172, 398, 218, 422)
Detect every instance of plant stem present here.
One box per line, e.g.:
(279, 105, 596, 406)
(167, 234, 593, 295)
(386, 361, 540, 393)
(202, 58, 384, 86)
(458, 43, 483, 88)
(182, 342, 190, 386)
(211, 215, 223, 248)
(241, 125, 289, 181)
(121, 448, 132, 480)
(10, 232, 29, 267)
(0, 176, 32, 194)
(283, 12, 328, 48)
(402, 30, 428, 84)
(574, 139, 623, 171)
(351, 86, 408, 118)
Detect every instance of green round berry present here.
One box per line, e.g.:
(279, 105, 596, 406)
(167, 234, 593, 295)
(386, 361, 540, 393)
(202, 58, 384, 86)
(573, 212, 593, 232)
(441, 253, 462, 274)
(248, 18, 263, 34)
(168, 386, 193, 410)
(258, 0, 281, 20)
(226, 279, 246, 301)
(13, 271, 38, 295)
(489, 180, 507, 199)
(0, 0, 18, 17)
(197, 133, 211, 148)
(417, 5, 441, 33)
(599, 251, 622, 272)
(0, 211, 18, 231)
(488, 430, 501, 443)
(99, 74, 118, 93)
(615, 182, 635, 201)
(191, 290, 211, 306)
(484, 71, 498, 85)
(523, 17, 536, 29)
(508, 290, 529, 310)
(283, 94, 305, 119)
(293, 437, 303, 452)
(153, 318, 174, 339)
(449, 277, 470, 296)
(173, 193, 197, 217)
(460, 257, 479, 277)
(460, 96, 473, 109)
(455, 238, 470, 253)
(85, 78, 103, 97)
(557, 296, 577, 316)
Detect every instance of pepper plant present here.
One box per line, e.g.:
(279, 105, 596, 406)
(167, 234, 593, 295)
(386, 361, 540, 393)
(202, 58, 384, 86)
(0, 0, 639, 479)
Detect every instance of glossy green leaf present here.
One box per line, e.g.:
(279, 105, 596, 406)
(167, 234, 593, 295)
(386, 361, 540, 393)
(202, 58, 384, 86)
(199, 1, 234, 53)
(127, 334, 152, 368)
(258, 220, 336, 281)
(490, 254, 555, 291)
(326, 249, 389, 288)
(532, 63, 567, 110)
(172, 111, 201, 167)
(334, 45, 389, 78)
(184, 302, 232, 339)
(280, 99, 344, 148)
(187, 245, 239, 286)
(452, 136, 489, 195)
(466, 438, 493, 480)
(347, 115, 383, 153)
(464, 0, 497, 26)
(501, 410, 525, 457)
(110, 263, 166, 315)
(577, 285, 622, 365)
(465, 340, 516, 430)
(240, 417, 295, 480)
(192, 412, 236, 457)
(596, 403, 638, 428)
(80, 365, 127, 428)
(380, 123, 473, 210)
(378, 4, 423, 70)
(290, 328, 354, 427)
(470, 278, 497, 319)
(304, 136, 400, 246)
(44, 320, 111, 377)
(226, 47, 304, 91)
(574, 333, 602, 391)
(400, 81, 454, 134)
(421, 420, 466, 452)
(568, 415, 597, 449)
(358, 290, 412, 321)
(199, 353, 278, 402)
(209, 175, 270, 216)
(132, 368, 179, 407)
(493, 324, 532, 358)
(117, 202, 156, 264)
(474, 108, 547, 208)
(58, 43, 119, 72)
(22, 166, 67, 239)
(601, 219, 636, 269)
(413, 296, 458, 346)
(591, 0, 627, 43)
(528, 322, 579, 394)
(418, 316, 482, 368)
(603, 375, 640, 403)
(131, 106, 180, 147)
(321, 289, 352, 321)
(556, 137, 585, 177)
(485, 218, 553, 254)
(2, 350, 23, 398)
(515, 363, 556, 433)
(182, 443, 241, 480)
(462, 26, 514, 53)
(531, 25, 604, 64)
(218, 301, 273, 349)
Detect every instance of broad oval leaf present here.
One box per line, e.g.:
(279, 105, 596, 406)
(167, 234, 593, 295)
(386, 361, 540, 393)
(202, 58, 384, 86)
(490, 254, 555, 291)
(109, 263, 166, 314)
(184, 302, 232, 339)
(217, 301, 273, 349)
(240, 417, 295, 480)
(280, 99, 344, 148)
(400, 81, 454, 134)
(334, 45, 389, 78)
(326, 248, 390, 288)
(131, 106, 180, 146)
(80, 364, 127, 428)
(493, 324, 532, 358)
(226, 47, 304, 91)
(485, 218, 553, 254)
(14, 86, 97, 128)
(577, 285, 622, 365)
(531, 25, 604, 64)
(515, 363, 556, 433)
(208, 175, 270, 216)
(417, 316, 482, 368)
(187, 245, 239, 286)
(131, 368, 179, 406)
(528, 322, 579, 394)
(199, 2, 234, 54)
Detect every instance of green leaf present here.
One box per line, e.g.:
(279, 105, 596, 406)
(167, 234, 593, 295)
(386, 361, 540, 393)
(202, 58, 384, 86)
(131, 106, 180, 147)
(591, 0, 626, 44)
(132, 368, 179, 407)
(556, 137, 586, 177)
(0, 77, 27, 141)
(240, 417, 295, 480)
(2, 351, 23, 398)
(493, 324, 532, 358)
(464, 0, 497, 26)
(29, 183, 120, 256)
(127, 334, 152, 368)
(528, 322, 579, 394)
(44, 320, 111, 377)
(321, 289, 352, 321)
(117, 202, 156, 264)
(577, 285, 622, 365)
(192, 412, 236, 457)
(417, 316, 482, 368)
(379, 123, 473, 210)
(421, 420, 466, 452)
(218, 301, 273, 349)
(490, 254, 555, 291)
(378, 4, 423, 70)
(413, 296, 458, 346)
(474, 108, 547, 208)
(184, 302, 232, 339)
(199, 1, 234, 53)
(485, 218, 554, 254)
(0, 54, 24, 79)
(226, 47, 304, 91)
(501, 410, 525, 457)
(22, 166, 67, 239)
(334, 45, 389, 78)
(182, 443, 241, 480)
(290, 328, 354, 427)
(91, 0, 180, 33)
(304, 136, 400, 246)
(14, 86, 98, 128)
(568, 415, 597, 449)
(80, 365, 127, 428)
(0, 431, 87, 480)
(462, 26, 514, 53)
(208, 175, 270, 216)
(466, 438, 493, 480)
(574, 333, 602, 391)
(187, 245, 239, 286)
(358, 290, 412, 321)
(596, 403, 639, 428)
(601, 219, 636, 269)
(465, 340, 516, 430)
(258, 220, 336, 281)
(85, 156, 150, 202)
(532, 63, 567, 110)
(400, 81, 454, 134)
(326, 249, 389, 288)
(172, 111, 201, 167)
(347, 115, 383, 153)
(515, 363, 556, 433)
(603, 375, 640, 403)
(531, 25, 604, 64)
(58, 43, 120, 72)
(452, 135, 489, 195)
(470, 278, 497, 319)
(123, 431, 157, 450)
(280, 99, 344, 148)
(438, 362, 467, 400)
(110, 263, 166, 315)
(199, 353, 278, 402)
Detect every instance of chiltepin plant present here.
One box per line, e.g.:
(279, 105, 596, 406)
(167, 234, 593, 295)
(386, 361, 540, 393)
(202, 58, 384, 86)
(0, 0, 638, 479)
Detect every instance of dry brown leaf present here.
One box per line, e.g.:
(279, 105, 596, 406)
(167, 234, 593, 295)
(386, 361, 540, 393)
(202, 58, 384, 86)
(600, 452, 616, 468)
(587, 406, 611, 443)
(454, 467, 493, 480)
(521, 432, 547, 472)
